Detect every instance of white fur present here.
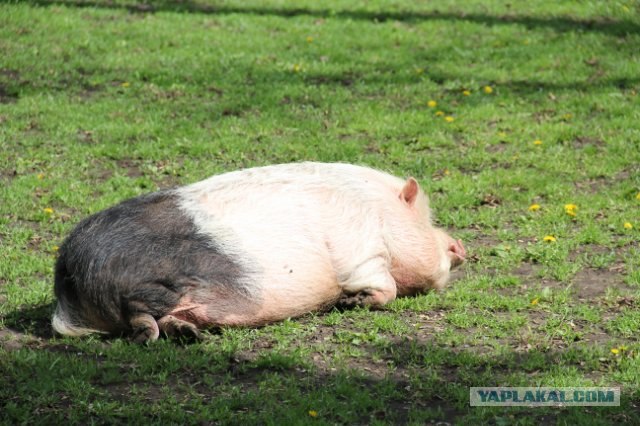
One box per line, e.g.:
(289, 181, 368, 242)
(52, 304, 102, 337)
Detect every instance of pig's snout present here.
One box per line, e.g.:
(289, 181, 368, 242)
(448, 239, 466, 268)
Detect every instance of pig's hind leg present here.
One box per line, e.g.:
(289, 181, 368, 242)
(123, 279, 199, 344)
(338, 256, 397, 308)
(129, 313, 160, 344)
(128, 313, 202, 343)
(157, 315, 203, 341)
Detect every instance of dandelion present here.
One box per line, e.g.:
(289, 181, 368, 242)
(427, 100, 437, 108)
(483, 86, 493, 94)
(533, 139, 543, 146)
(624, 222, 633, 229)
(306, 36, 314, 43)
(445, 116, 454, 123)
(44, 207, 54, 215)
(37, 173, 45, 180)
(121, 82, 130, 88)
(52, 245, 59, 252)
(498, 131, 507, 138)
(292, 64, 302, 73)
(308, 410, 318, 418)
(531, 298, 539, 306)
(543, 235, 556, 243)
(528, 204, 541, 212)
(636, 192, 640, 200)
(462, 90, 471, 96)
(443, 169, 450, 176)
(611, 348, 620, 355)
(435, 111, 444, 117)
(564, 204, 578, 217)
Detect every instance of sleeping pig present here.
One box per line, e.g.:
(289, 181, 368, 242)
(53, 162, 465, 342)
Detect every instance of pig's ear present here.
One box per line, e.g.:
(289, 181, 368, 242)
(399, 177, 419, 206)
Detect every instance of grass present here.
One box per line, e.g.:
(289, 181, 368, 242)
(1, 0, 639, 424)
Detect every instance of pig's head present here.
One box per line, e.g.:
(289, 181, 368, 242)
(388, 177, 466, 295)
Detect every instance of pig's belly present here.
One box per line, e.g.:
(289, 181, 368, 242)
(174, 189, 345, 326)
(170, 269, 342, 327)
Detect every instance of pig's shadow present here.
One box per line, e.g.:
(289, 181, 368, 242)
(2, 303, 56, 339)
(1, 303, 218, 344)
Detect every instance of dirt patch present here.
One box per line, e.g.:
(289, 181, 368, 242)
(470, 234, 502, 250)
(511, 262, 541, 281)
(0, 69, 20, 103)
(574, 168, 634, 193)
(87, 158, 184, 189)
(569, 136, 606, 149)
(0, 84, 18, 104)
(0, 328, 32, 351)
(572, 268, 626, 300)
(115, 158, 145, 178)
(569, 244, 615, 262)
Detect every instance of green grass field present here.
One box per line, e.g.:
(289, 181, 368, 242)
(1, 0, 639, 424)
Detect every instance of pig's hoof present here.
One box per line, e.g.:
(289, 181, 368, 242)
(337, 290, 390, 309)
(337, 291, 371, 308)
(158, 315, 203, 342)
(129, 313, 160, 344)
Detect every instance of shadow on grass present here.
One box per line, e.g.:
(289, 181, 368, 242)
(2, 0, 639, 104)
(0, 322, 636, 423)
(1, 302, 56, 339)
(3, 0, 639, 37)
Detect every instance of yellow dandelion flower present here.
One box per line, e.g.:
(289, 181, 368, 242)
(44, 207, 54, 215)
(528, 204, 541, 212)
(37, 173, 45, 180)
(564, 204, 578, 217)
(462, 90, 471, 96)
(543, 235, 556, 243)
(531, 298, 539, 306)
(498, 131, 507, 138)
(306, 36, 314, 43)
(445, 116, 454, 123)
(624, 222, 633, 229)
(435, 111, 444, 117)
(611, 348, 620, 355)
(533, 139, 543, 146)
(636, 192, 640, 200)
(483, 86, 493, 94)
(292, 64, 302, 73)
(121, 82, 130, 88)
(427, 100, 437, 108)
(52, 245, 59, 252)
(308, 410, 318, 417)
(443, 169, 450, 176)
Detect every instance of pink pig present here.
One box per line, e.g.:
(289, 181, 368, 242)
(53, 162, 465, 342)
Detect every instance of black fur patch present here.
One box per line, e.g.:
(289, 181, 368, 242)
(54, 190, 249, 334)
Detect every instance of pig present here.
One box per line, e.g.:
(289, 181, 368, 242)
(53, 162, 465, 343)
